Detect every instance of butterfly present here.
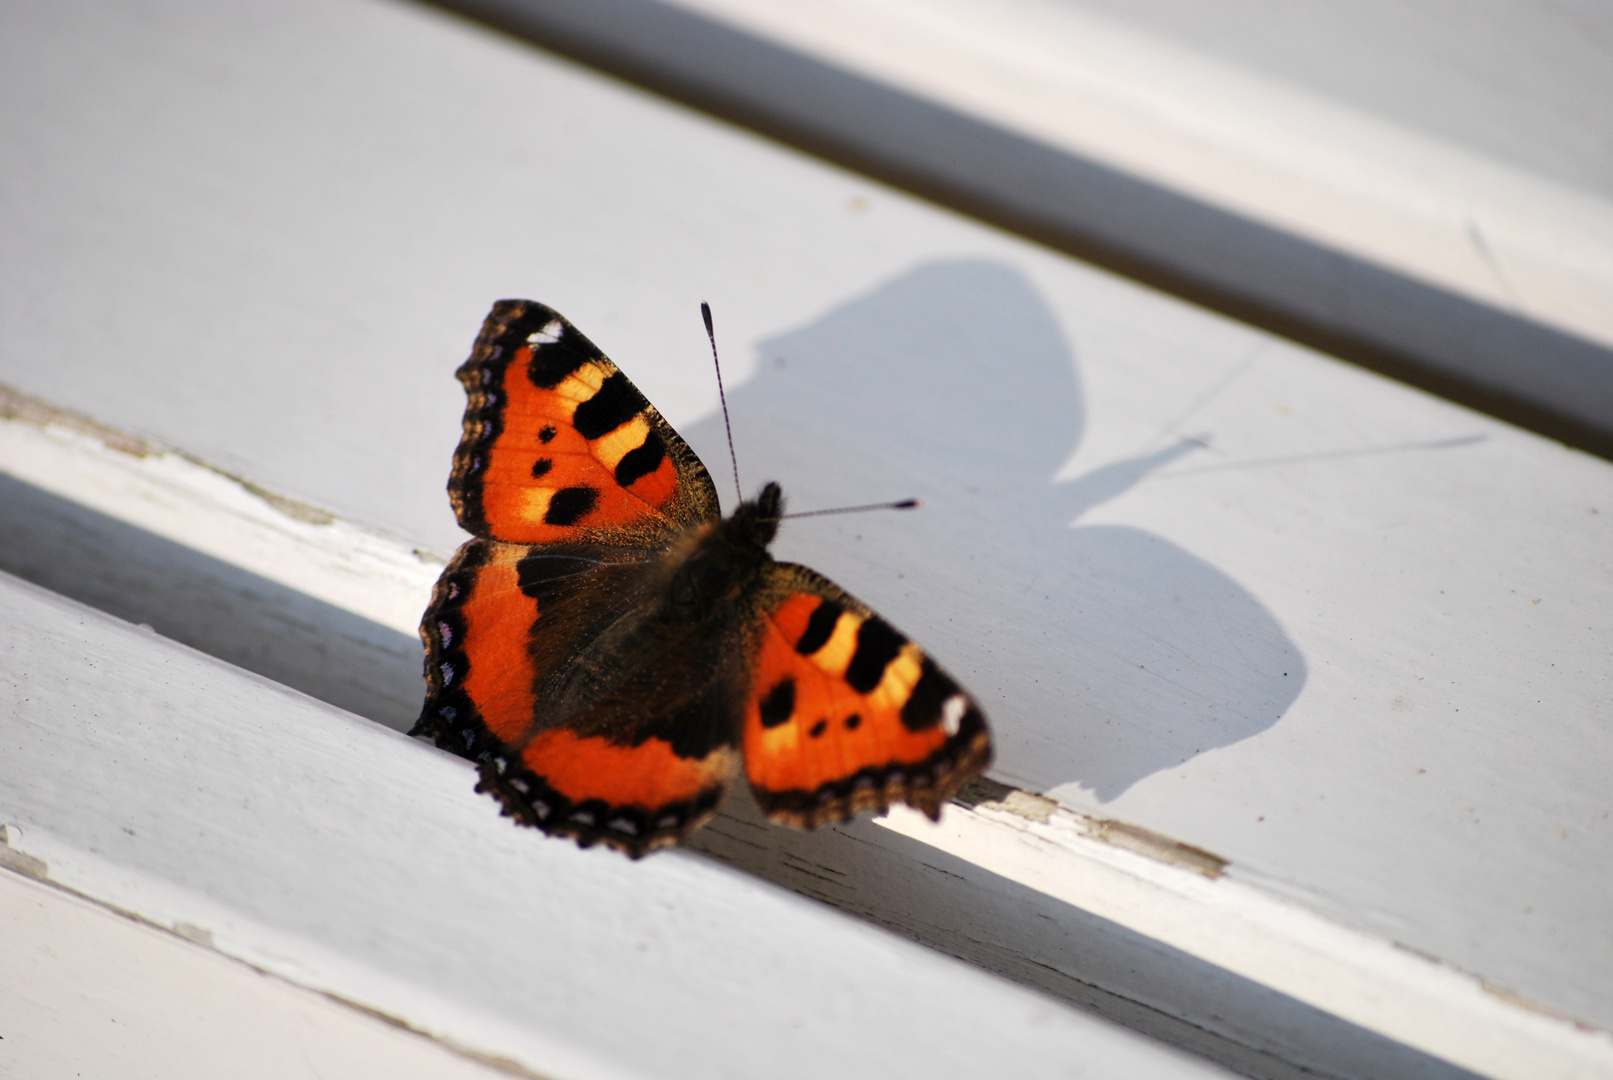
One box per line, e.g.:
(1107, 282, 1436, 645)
(410, 300, 992, 856)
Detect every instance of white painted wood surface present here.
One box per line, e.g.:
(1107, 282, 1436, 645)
(9, 410, 1604, 1079)
(1052, 0, 1613, 205)
(0, 870, 516, 1080)
(0, 571, 1230, 1080)
(440, 0, 1613, 447)
(2, 0, 1612, 1077)
(665, 0, 1613, 353)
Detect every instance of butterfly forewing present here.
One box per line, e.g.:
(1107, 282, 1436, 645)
(451, 300, 719, 545)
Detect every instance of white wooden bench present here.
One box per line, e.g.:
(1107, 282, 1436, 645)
(3, 1, 1611, 1078)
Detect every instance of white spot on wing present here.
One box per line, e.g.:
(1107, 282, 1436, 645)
(528, 319, 565, 345)
(941, 694, 967, 736)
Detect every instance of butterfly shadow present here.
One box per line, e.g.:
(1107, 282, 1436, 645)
(667, 263, 1470, 1076)
(683, 258, 1306, 806)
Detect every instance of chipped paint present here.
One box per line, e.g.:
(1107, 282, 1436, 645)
(953, 776, 1057, 823)
(1481, 978, 1601, 1034)
(0, 393, 441, 635)
(0, 381, 156, 457)
(1081, 818, 1229, 879)
(1, 381, 335, 525)
(0, 824, 48, 879)
(173, 922, 216, 947)
(953, 778, 1226, 875)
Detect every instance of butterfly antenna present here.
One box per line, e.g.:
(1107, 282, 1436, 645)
(702, 301, 743, 505)
(780, 498, 923, 520)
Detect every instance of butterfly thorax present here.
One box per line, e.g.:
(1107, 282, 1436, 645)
(664, 482, 782, 624)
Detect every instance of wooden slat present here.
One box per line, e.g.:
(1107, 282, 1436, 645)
(0, 871, 516, 1080)
(4, 411, 1608, 1078)
(2, 0, 1612, 1077)
(0, 570, 1232, 1080)
(434, 0, 1613, 454)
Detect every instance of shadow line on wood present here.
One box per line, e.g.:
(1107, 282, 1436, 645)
(0, 472, 423, 731)
(426, 0, 1613, 461)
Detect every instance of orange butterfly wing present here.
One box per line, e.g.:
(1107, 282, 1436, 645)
(417, 301, 993, 856)
(414, 301, 736, 856)
(451, 299, 718, 544)
(741, 564, 992, 827)
(416, 539, 740, 856)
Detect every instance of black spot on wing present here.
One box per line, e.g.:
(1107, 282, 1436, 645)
(901, 656, 959, 732)
(809, 719, 828, 738)
(573, 371, 648, 439)
(795, 600, 843, 655)
(538, 425, 557, 443)
(531, 458, 552, 479)
(527, 343, 590, 389)
(760, 678, 796, 729)
(844, 713, 861, 731)
(614, 430, 665, 487)
(544, 486, 598, 526)
(845, 617, 904, 694)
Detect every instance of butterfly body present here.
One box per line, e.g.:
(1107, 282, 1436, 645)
(413, 300, 991, 856)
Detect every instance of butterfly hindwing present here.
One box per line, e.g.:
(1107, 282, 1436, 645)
(415, 536, 741, 856)
(742, 563, 992, 827)
(451, 300, 720, 545)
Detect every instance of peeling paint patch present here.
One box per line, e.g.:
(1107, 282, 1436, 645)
(234, 477, 336, 525)
(1480, 978, 1601, 1034)
(952, 776, 1057, 823)
(0, 381, 337, 525)
(1083, 818, 1228, 879)
(0, 381, 157, 457)
(953, 779, 1229, 877)
(0, 824, 49, 880)
(174, 922, 216, 947)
